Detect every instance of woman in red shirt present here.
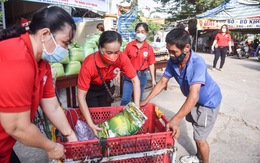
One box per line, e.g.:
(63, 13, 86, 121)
(0, 6, 77, 163)
(211, 24, 232, 71)
(77, 31, 140, 136)
(120, 23, 156, 106)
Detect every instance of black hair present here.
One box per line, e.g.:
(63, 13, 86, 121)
(165, 28, 191, 50)
(135, 22, 149, 33)
(0, 26, 26, 41)
(0, 6, 76, 41)
(96, 23, 104, 32)
(98, 31, 122, 48)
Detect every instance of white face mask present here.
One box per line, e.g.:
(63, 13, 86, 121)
(42, 33, 68, 63)
(136, 33, 146, 42)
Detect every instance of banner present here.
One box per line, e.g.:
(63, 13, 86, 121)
(197, 17, 260, 30)
(118, 7, 138, 42)
(24, 0, 108, 13)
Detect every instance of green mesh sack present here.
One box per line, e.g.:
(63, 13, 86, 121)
(60, 53, 70, 64)
(64, 61, 81, 76)
(83, 47, 95, 57)
(51, 63, 65, 77)
(69, 47, 84, 62)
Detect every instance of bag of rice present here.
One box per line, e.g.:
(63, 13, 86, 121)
(97, 102, 147, 138)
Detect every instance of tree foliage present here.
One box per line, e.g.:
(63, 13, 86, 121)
(154, 0, 225, 21)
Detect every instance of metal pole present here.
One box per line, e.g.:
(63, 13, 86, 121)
(195, 29, 198, 52)
(1, 2, 6, 29)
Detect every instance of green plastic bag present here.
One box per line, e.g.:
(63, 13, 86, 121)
(64, 61, 81, 76)
(51, 63, 65, 77)
(97, 102, 147, 138)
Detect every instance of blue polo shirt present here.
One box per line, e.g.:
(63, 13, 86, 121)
(163, 50, 222, 109)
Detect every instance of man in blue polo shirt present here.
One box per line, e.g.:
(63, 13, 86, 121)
(141, 28, 222, 163)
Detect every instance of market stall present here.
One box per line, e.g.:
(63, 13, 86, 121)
(194, 0, 260, 51)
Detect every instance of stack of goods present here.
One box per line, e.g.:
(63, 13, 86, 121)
(97, 102, 147, 138)
(51, 36, 128, 78)
(50, 42, 83, 77)
(83, 33, 128, 57)
(151, 42, 168, 61)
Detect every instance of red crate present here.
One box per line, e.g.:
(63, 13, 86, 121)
(61, 103, 175, 163)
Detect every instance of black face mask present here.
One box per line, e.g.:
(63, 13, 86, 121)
(170, 53, 186, 64)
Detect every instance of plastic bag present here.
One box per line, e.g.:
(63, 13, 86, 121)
(67, 109, 97, 141)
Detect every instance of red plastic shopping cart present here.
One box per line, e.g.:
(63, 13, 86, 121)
(60, 103, 177, 163)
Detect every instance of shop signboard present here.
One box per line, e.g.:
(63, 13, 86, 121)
(24, 0, 108, 13)
(197, 17, 260, 30)
(118, 6, 138, 42)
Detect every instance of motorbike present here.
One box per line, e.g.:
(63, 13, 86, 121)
(256, 44, 260, 61)
(236, 43, 249, 59)
(251, 43, 260, 60)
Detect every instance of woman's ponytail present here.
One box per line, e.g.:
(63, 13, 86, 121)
(0, 26, 26, 41)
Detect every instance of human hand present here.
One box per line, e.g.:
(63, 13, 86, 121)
(140, 99, 149, 107)
(152, 80, 156, 88)
(166, 119, 180, 139)
(229, 48, 232, 53)
(65, 131, 78, 142)
(47, 143, 65, 161)
(211, 46, 214, 52)
(89, 124, 102, 137)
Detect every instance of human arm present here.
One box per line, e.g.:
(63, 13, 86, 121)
(77, 88, 101, 136)
(40, 97, 77, 142)
(0, 110, 64, 160)
(131, 75, 141, 106)
(140, 76, 169, 106)
(166, 83, 201, 139)
(228, 36, 232, 53)
(148, 64, 156, 88)
(228, 41, 232, 53)
(211, 40, 217, 51)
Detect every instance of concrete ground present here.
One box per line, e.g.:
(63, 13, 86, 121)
(14, 52, 260, 163)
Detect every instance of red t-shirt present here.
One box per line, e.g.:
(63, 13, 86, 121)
(214, 33, 231, 47)
(0, 33, 55, 162)
(124, 40, 156, 71)
(78, 51, 136, 91)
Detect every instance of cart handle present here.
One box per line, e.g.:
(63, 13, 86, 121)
(155, 106, 169, 125)
(155, 106, 164, 119)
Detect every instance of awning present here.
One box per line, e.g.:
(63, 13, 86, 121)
(23, 0, 108, 14)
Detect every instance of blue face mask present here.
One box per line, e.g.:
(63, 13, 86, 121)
(42, 33, 68, 63)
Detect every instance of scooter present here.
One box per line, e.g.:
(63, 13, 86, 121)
(236, 43, 249, 59)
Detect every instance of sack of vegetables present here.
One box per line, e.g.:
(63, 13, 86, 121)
(97, 102, 147, 138)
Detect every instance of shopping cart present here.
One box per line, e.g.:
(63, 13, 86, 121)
(60, 103, 177, 163)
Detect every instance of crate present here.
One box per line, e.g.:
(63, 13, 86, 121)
(61, 103, 175, 163)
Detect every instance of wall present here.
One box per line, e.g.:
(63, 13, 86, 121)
(73, 20, 104, 46)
